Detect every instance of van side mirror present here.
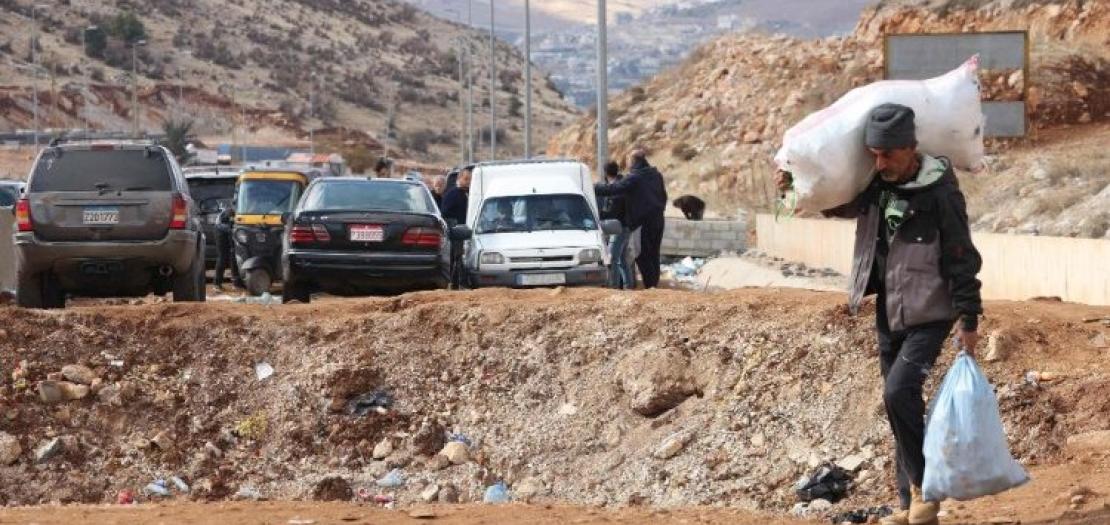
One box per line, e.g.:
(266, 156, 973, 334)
(601, 219, 623, 235)
(450, 225, 473, 241)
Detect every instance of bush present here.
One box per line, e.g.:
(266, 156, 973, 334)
(107, 11, 146, 44)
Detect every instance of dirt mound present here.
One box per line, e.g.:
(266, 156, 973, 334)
(1, 289, 1107, 520)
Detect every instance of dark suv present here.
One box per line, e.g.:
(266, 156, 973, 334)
(14, 142, 206, 308)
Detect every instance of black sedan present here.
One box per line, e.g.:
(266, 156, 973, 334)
(281, 177, 470, 303)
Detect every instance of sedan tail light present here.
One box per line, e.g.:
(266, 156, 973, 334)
(15, 198, 33, 232)
(170, 193, 188, 229)
(290, 224, 332, 245)
(401, 227, 442, 248)
(289, 225, 316, 245)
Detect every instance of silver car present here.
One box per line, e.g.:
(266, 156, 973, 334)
(14, 141, 206, 308)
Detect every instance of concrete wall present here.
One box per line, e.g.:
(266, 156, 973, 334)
(756, 214, 1110, 306)
(1, 208, 14, 292)
(662, 218, 747, 258)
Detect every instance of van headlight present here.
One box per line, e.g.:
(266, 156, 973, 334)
(578, 248, 602, 264)
(480, 252, 505, 265)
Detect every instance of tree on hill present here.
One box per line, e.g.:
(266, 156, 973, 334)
(108, 12, 147, 44)
(161, 118, 194, 163)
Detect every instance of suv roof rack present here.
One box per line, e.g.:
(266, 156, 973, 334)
(48, 134, 159, 147)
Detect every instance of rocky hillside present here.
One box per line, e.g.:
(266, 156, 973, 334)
(547, 0, 1110, 238)
(0, 0, 578, 165)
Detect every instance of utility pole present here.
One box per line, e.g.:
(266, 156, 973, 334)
(458, 36, 466, 166)
(130, 40, 146, 137)
(596, 0, 608, 179)
(467, 0, 475, 163)
(30, 4, 46, 149)
(309, 74, 316, 156)
(524, 0, 532, 159)
(488, 0, 496, 161)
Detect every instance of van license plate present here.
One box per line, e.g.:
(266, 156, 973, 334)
(350, 224, 384, 242)
(519, 273, 566, 286)
(82, 207, 119, 225)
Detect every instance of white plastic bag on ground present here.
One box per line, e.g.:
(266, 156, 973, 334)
(922, 351, 1029, 501)
(774, 56, 985, 212)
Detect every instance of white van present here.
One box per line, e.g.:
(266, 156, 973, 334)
(463, 159, 621, 288)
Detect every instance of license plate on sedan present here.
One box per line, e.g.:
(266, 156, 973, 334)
(518, 273, 566, 286)
(350, 224, 384, 242)
(82, 207, 119, 225)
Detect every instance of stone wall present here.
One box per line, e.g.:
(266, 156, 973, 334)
(661, 218, 747, 258)
(756, 213, 1110, 306)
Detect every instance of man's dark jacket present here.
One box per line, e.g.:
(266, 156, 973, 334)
(598, 175, 628, 224)
(825, 155, 983, 332)
(594, 158, 667, 229)
(441, 187, 468, 226)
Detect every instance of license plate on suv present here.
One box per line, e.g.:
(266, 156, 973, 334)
(82, 207, 119, 225)
(518, 273, 566, 286)
(350, 224, 384, 242)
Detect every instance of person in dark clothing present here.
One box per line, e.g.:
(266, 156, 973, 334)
(598, 161, 633, 289)
(672, 195, 706, 220)
(374, 157, 393, 178)
(429, 175, 446, 211)
(214, 206, 242, 289)
(777, 104, 982, 525)
(441, 166, 472, 288)
(595, 148, 668, 288)
(441, 167, 471, 227)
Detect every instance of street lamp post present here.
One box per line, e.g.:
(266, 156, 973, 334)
(130, 39, 146, 137)
(309, 74, 316, 156)
(524, 0, 532, 159)
(467, 0, 475, 163)
(30, 4, 48, 148)
(487, 0, 498, 161)
(596, 0, 608, 179)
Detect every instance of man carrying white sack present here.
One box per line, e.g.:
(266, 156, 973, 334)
(777, 103, 983, 525)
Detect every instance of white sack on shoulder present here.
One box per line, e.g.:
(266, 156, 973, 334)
(774, 55, 985, 213)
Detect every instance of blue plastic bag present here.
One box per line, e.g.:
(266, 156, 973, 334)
(483, 481, 510, 504)
(922, 351, 1029, 501)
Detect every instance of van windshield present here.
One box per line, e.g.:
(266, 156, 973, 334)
(476, 194, 597, 234)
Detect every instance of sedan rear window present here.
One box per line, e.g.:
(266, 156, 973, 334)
(302, 181, 435, 214)
(29, 149, 173, 192)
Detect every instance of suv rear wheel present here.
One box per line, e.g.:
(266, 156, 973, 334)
(173, 246, 207, 302)
(16, 270, 43, 308)
(17, 271, 65, 309)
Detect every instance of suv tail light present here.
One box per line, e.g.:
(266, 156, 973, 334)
(289, 224, 331, 245)
(170, 193, 188, 229)
(15, 198, 33, 232)
(401, 227, 441, 248)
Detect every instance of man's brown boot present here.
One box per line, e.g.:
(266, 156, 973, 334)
(879, 509, 909, 525)
(909, 486, 940, 525)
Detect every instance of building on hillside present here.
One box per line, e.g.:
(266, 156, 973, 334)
(285, 152, 347, 177)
